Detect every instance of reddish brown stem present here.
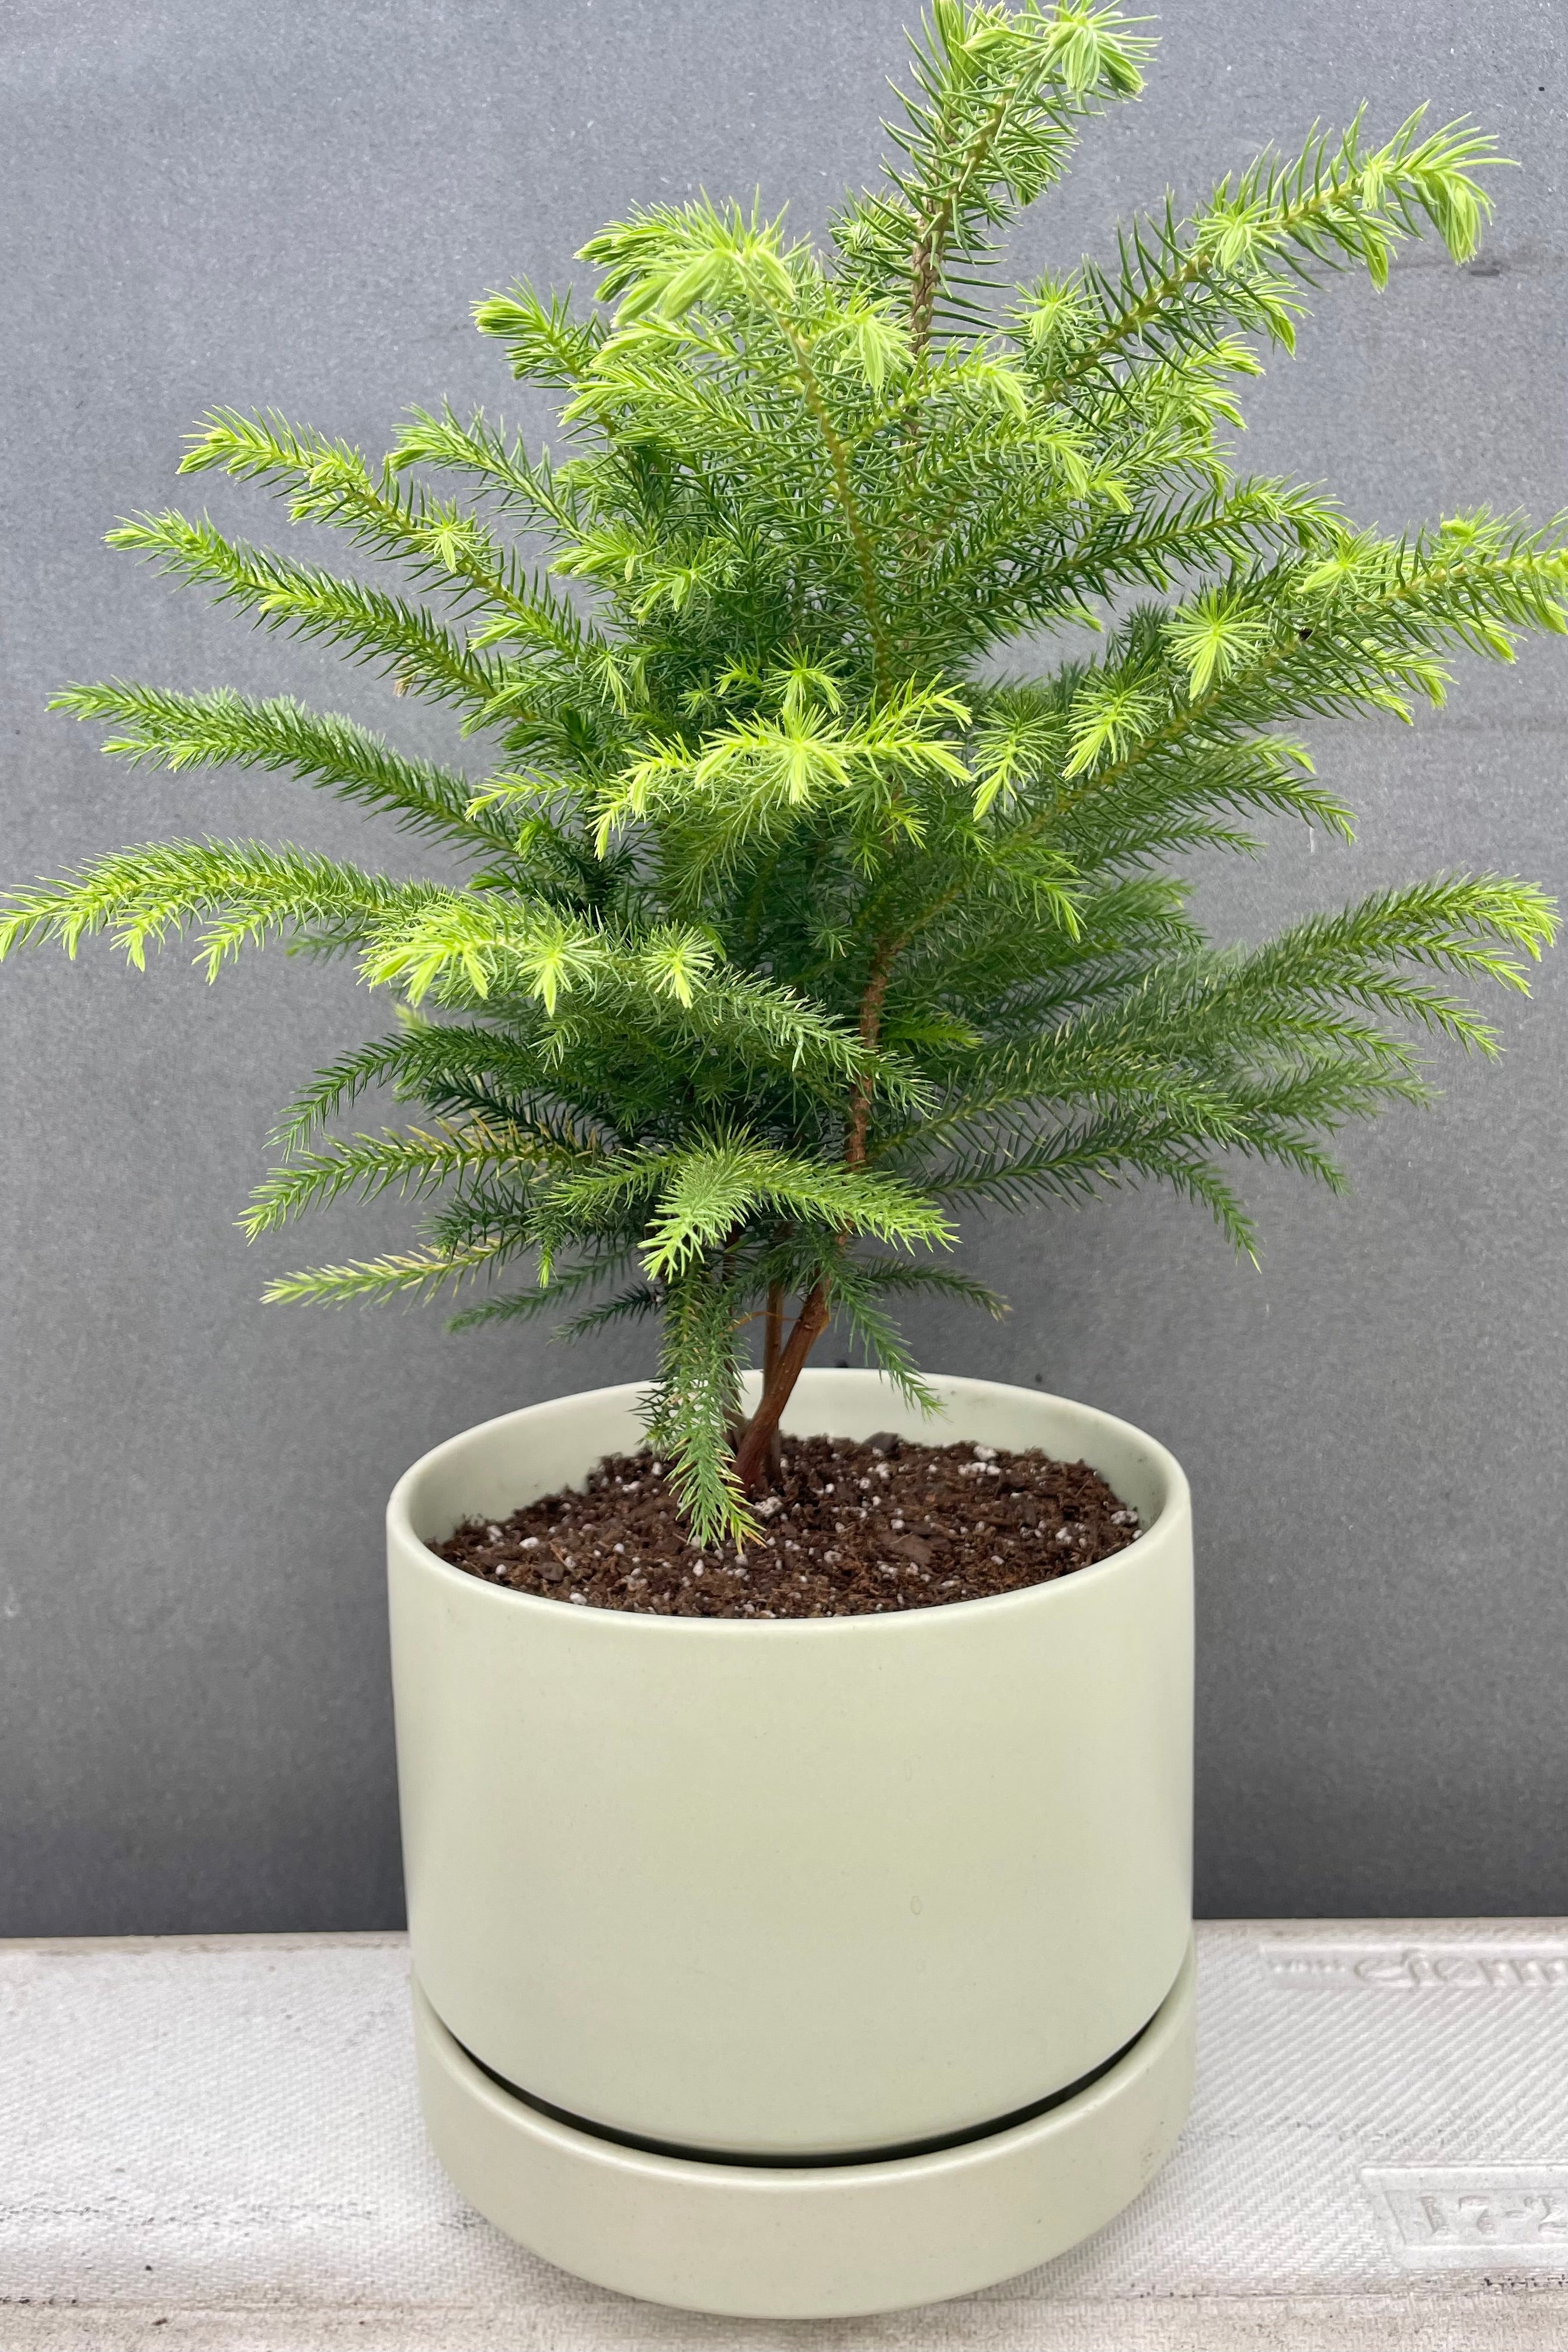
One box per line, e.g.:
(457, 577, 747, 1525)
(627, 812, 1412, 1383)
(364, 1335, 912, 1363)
(733, 1281, 831, 1493)
(734, 936, 905, 1492)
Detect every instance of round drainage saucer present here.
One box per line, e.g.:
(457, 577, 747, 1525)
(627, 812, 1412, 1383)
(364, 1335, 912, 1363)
(411, 1936, 1196, 2319)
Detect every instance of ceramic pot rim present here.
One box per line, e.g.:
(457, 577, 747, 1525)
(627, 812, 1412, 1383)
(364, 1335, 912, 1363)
(387, 1371, 1189, 1636)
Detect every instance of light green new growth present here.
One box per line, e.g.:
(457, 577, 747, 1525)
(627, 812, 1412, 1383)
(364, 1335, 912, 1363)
(6, 2, 1561, 1541)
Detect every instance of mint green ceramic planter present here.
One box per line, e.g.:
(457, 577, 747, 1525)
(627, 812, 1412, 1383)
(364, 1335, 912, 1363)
(388, 1371, 1194, 2315)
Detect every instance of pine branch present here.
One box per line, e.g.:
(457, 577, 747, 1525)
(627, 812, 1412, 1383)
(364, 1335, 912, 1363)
(387, 405, 581, 525)
(835, 2, 1152, 347)
(841, 1257, 1011, 1315)
(267, 1021, 599, 1152)
(241, 1115, 577, 1238)
(595, 685, 971, 870)
(931, 1112, 1260, 1255)
(549, 1278, 665, 1339)
(473, 285, 607, 386)
(261, 1235, 517, 1307)
(636, 1137, 952, 1276)
(177, 409, 509, 583)
(51, 684, 518, 854)
(1044, 110, 1506, 396)
(106, 513, 501, 709)
(176, 409, 611, 671)
(0, 840, 419, 975)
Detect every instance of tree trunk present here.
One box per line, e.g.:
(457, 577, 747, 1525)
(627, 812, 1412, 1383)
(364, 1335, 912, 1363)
(733, 1280, 830, 1493)
(733, 936, 896, 1496)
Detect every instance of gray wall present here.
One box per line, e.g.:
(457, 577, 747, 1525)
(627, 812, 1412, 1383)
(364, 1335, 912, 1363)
(2, 0, 1565, 1935)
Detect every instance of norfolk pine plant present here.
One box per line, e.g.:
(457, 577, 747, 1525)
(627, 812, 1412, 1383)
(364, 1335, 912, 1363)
(6, 2, 1562, 1550)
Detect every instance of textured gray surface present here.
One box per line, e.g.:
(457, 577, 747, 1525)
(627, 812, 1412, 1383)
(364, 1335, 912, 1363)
(2, 2, 1567, 1933)
(4, 1923, 1568, 2348)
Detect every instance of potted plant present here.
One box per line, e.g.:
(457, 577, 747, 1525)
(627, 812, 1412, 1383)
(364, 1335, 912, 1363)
(5, 0, 1561, 2318)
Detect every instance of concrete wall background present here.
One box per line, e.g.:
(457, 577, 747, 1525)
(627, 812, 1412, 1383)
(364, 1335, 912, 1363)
(2, 0, 1564, 1934)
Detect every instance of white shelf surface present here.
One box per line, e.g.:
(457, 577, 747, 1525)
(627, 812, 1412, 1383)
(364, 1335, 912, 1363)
(3, 1921, 1567, 2350)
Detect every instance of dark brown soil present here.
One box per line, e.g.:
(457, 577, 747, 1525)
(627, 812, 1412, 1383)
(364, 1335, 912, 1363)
(431, 1432, 1140, 1618)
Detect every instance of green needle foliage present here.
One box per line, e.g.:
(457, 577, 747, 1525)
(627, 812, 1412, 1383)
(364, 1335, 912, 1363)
(5, 1, 1562, 1542)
